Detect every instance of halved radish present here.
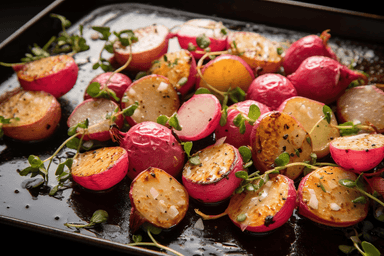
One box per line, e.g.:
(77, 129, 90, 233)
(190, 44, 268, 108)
(84, 72, 132, 102)
(250, 111, 313, 180)
(67, 98, 124, 141)
(195, 54, 254, 94)
(297, 166, 369, 227)
(337, 85, 384, 133)
(246, 73, 297, 110)
(226, 174, 296, 233)
(173, 93, 221, 141)
(182, 142, 243, 204)
(113, 24, 170, 72)
(0, 88, 61, 141)
(277, 96, 340, 159)
(129, 167, 189, 233)
(120, 74, 180, 126)
(175, 19, 227, 59)
(15, 55, 78, 98)
(226, 31, 283, 75)
(215, 100, 271, 148)
(111, 121, 185, 180)
(329, 133, 384, 173)
(71, 146, 128, 191)
(148, 49, 197, 96)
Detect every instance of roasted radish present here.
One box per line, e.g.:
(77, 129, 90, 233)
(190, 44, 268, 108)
(369, 176, 384, 197)
(329, 133, 384, 173)
(215, 100, 271, 148)
(113, 24, 171, 72)
(71, 147, 128, 191)
(287, 56, 367, 104)
(111, 121, 185, 180)
(0, 88, 61, 141)
(277, 96, 340, 159)
(195, 54, 254, 94)
(67, 98, 124, 141)
(182, 142, 243, 204)
(250, 111, 313, 180)
(148, 49, 197, 96)
(129, 167, 189, 233)
(337, 85, 384, 133)
(175, 19, 227, 59)
(227, 31, 283, 75)
(174, 93, 221, 141)
(246, 73, 297, 110)
(15, 55, 78, 98)
(84, 72, 132, 102)
(283, 29, 337, 75)
(297, 166, 369, 227)
(120, 74, 180, 126)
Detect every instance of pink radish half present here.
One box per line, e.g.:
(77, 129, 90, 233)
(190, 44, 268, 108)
(297, 166, 369, 227)
(329, 133, 384, 173)
(182, 142, 243, 204)
(215, 100, 271, 148)
(111, 121, 185, 180)
(71, 147, 128, 191)
(174, 93, 221, 141)
(226, 174, 296, 233)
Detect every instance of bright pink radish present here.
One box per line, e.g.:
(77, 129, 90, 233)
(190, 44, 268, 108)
(226, 174, 296, 233)
(174, 93, 221, 141)
(148, 49, 197, 96)
(297, 166, 369, 227)
(111, 121, 185, 180)
(175, 19, 227, 59)
(337, 85, 384, 133)
(15, 55, 78, 98)
(71, 147, 128, 191)
(283, 29, 337, 75)
(329, 133, 384, 173)
(246, 73, 297, 110)
(182, 142, 243, 204)
(67, 98, 124, 141)
(120, 74, 180, 126)
(84, 72, 132, 102)
(287, 56, 368, 104)
(129, 167, 189, 233)
(215, 100, 271, 148)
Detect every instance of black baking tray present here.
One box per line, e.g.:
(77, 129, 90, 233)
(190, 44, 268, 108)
(1, 1, 384, 255)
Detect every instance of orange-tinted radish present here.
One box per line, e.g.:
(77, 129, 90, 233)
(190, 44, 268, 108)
(71, 147, 128, 191)
(297, 166, 369, 227)
(129, 167, 189, 233)
(15, 55, 78, 98)
(0, 88, 61, 141)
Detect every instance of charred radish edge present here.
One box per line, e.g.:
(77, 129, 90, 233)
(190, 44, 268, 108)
(65, 209, 108, 229)
(19, 103, 139, 195)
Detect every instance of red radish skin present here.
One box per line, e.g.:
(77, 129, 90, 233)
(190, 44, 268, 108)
(148, 49, 197, 96)
(283, 30, 337, 75)
(226, 174, 296, 233)
(369, 177, 384, 197)
(84, 72, 132, 102)
(287, 56, 367, 104)
(175, 19, 227, 59)
(182, 143, 243, 204)
(329, 133, 384, 173)
(67, 98, 124, 141)
(246, 73, 298, 110)
(112, 121, 185, 180)
(113, 24, 171, 72)
(71, 147, 129, 191)
(16, 55, 78, 98)
(215, 100, 271, 148)
(297, 166, 369, 227)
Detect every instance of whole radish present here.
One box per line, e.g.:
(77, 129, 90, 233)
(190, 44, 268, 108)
(287, 56, 367, 104)
(283, 29, 337, 75)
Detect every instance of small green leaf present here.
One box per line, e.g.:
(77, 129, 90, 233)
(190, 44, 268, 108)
(274, 152, 290, 167)
(361, 241, 381, 256)
(238, 146, 252, 163)
(196, 34, 211, 49)
(183, 141, 193, 158)
(220, 105, 228, 126)
(169, 113, 182, 131)
(352, 196, 367, 204)
(248, 104, 261, 123)
(28, 155, 43, 168)
(66, 137, 80, 150)
(236, 213, 247, 222)
(157, 115, 169, 126)
(322, 105, 332, 124)
(87, 82, 102, 97)
(338, 245, 355, 254)
(90, 210, 109, 224)
(235, 171, 248, 180)
(339, 121, 360, 137)
(339, 179, 356, 188)
(189, 155, 201, 165)
(233, 113, 244, 127)
(195, 87, 211, 95)
(132, 235, 142, 243)
(187, 42, 197, 51)
(122, 101, 139, 117)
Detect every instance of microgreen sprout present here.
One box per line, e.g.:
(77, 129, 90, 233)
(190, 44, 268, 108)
(339, 228, 381, 256)
(181, 141, 201, 165)
(156, 113, 182, 131)
(64, 209, 109, 229)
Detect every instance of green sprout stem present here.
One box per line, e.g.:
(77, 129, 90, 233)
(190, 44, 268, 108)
(355, 185, 384, 207)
